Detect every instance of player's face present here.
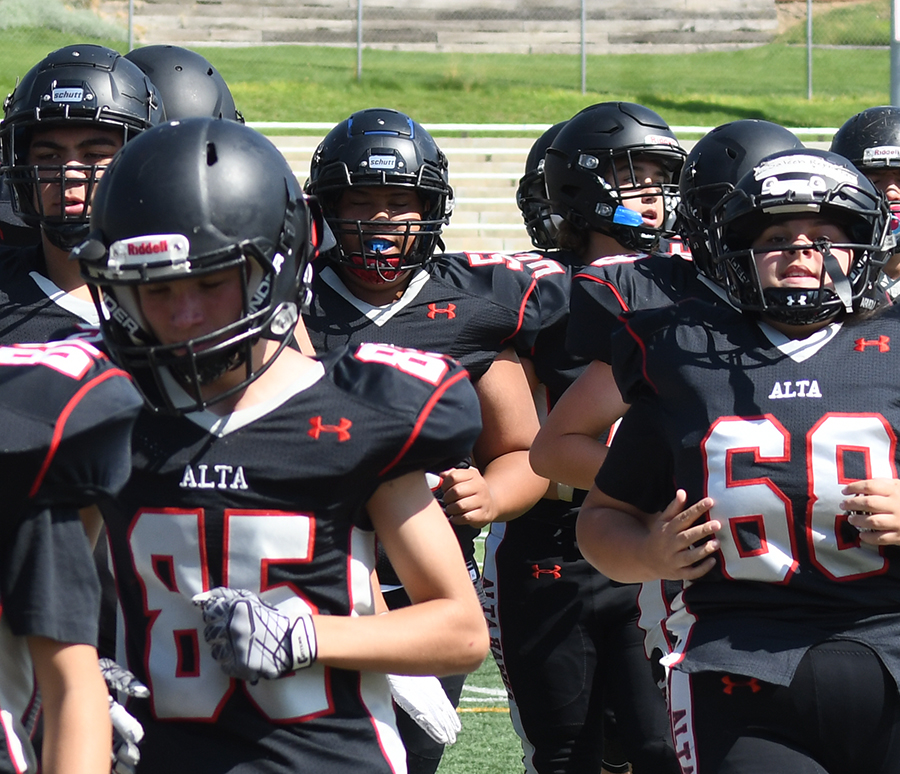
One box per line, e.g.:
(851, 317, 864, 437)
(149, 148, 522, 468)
(865, 167, 900, 203)
(607, 156, 670, 229)
(752, 217, 853, 291)
(27, 125, 123, 221)
(136, 266, 244, 350)
(335, 185, 425, 287)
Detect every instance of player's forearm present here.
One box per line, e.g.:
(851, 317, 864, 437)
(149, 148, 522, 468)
(576, 501, 660, 583)
(483, 450, 549, 521)
(312, 597, 489, 676)
(530, 431, 608, 491)
(30, 639, 111, 774)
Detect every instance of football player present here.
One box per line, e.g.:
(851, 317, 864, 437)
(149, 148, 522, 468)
(75, 116, 489, 774)
(0, 339, 143, 774)
(830, 105, 900, 296)
(578, 148, 900, 772)
(303, 107, 553, 773)
(494, 101, 688, 774)
(0, 44, 162, 343)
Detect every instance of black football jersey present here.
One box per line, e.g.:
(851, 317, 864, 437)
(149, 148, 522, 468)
(0, 244, 99, 344)
(103, 343, 481, 774)
(305, 251, 567, 382)
(566, 252, 720, 364)
(0, 340, 141, 774)
(598, 299, 900, 688)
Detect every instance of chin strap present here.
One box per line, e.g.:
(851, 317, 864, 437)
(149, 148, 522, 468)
(816, 238, 854, 313)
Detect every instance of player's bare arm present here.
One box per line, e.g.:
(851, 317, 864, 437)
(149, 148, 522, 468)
(442, 347, 547, 529)
(530, 359, 628, 490)
(577, 485, 720, 583)
(29, 637, 111, 774)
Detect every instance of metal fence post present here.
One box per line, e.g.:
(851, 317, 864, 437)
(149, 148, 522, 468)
(581, 0, 586, 95)
(893, 0, 900, 105)
(807, 0, 813, 100)
(128, 0, 134, 51)
(357, 0, 363, 82)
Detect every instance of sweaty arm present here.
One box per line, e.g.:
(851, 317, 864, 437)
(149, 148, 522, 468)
(441, 347, 548, 528)
(30, 637, 111, 774)
(530, 359, 628, 490)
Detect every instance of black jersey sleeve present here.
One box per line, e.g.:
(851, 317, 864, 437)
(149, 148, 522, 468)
(566, 262, 633, 362)
(594, 397, 675, 514)
(331, 342, 483, 481)
(0, 342, 142, 510)
(0, 504, 101, 645)
(452, 251, 568, 353)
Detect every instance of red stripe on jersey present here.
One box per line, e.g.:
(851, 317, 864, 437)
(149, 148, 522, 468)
(28, 367, 132, 499)
(572, 272, 631, 314)
(379, 369, 472, 477)
(621, 319, 657, 394)
(500, 277, 537, 344)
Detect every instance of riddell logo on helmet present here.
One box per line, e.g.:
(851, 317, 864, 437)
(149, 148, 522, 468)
(51, 87, 85, 103)
(127, 239, 169, 256)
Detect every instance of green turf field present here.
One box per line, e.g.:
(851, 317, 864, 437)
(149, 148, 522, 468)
(438, 530, 522, 773)
(0, 1, 894, 129)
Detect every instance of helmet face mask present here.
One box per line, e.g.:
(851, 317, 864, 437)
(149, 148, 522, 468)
(1, 45, 162, 250)
(517, 121, 567, 251)
(709, 149, 891, 327)
(76, 118, 322, 414)
(544, 102, 686, 254)
(677, 119, 806, 279)
(306, 108, 453, 280)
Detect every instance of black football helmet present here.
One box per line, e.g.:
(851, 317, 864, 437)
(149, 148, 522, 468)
(305, 107, 453, 279)
(75, 118, 323, 414)
(0, 44, 163, 250)
(678, 120, 805, 279)
(543, 102, 685, 253)
(709, 148, 890, 327)
(516, 121, 567, 251)
(124, 45, 244, 123)
(830, 106, 900, 171)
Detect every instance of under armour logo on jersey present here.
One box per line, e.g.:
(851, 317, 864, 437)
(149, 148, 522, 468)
(720, 675, 762, 695)
(427, 303, 456, 320)
(308, 416, 352, 441)
(531, 564, 562, 579)
(854, 335, 890, 352)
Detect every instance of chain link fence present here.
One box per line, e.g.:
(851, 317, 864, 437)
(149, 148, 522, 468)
(0, 0, 890, 98)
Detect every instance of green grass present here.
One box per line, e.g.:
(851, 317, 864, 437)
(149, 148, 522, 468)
(0, 24, 892, 131)
(439, 656, 522, 774)
(778, 0, 891, 46)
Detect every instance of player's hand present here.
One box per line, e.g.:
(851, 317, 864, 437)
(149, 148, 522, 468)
(842, 478, 900, 545)
(387, 674, 461, 745)
(98, 659, 149, 774)
(647, 490, 720, 581)
(192, 587, 317, 682)
(440, 467, 498, 528)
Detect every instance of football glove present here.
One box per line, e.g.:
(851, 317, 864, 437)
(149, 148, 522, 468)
(387, 673, 461, 745)
(193, 587, 317, 682)
(98, 659, 149, 774)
